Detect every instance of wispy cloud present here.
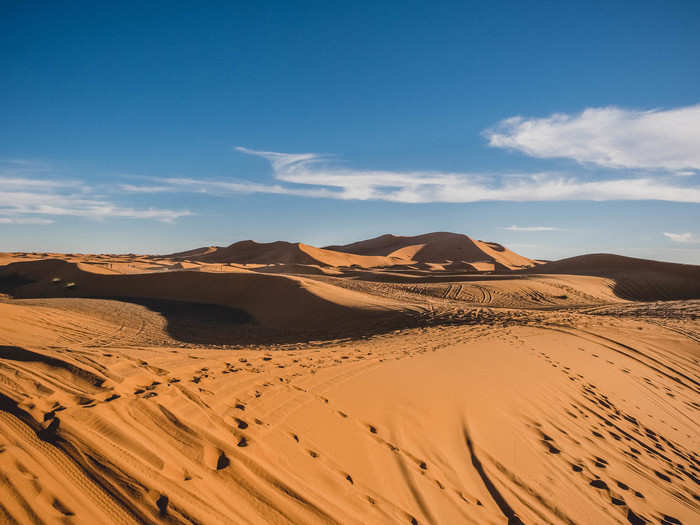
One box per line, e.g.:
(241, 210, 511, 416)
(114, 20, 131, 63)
(118, 184, 175, 193)
(0, 173, 191, 224)
(122, 177, 336, 199)
(0, 217, 55, 225)
(504, 225, 561, 231)
(485, 104, 700, 173)
(121, 146, 700, 203)
(663, 232, 699, 243)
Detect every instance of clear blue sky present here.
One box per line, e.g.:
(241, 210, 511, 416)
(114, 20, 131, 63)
(2, 1, 699, 262)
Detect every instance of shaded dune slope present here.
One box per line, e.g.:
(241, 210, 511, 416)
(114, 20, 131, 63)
(531, 254, 700, 301)
(0, 260, 414, 335)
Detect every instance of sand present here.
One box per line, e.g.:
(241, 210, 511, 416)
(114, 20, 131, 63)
(0, 234, 698, 524)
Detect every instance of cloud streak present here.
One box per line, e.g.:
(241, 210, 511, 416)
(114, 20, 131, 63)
(125, 146, 700, 203)
(118, 146, 700, 204)
(663, 232, 699, 244)
(0, 175, 191, 223)
(504, 225, 561, 231)
(0, 217, 55, 225)
(485, 104, 700, 173)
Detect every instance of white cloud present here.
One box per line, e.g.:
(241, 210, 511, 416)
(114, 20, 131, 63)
(119, 184, 174, 193)
(0, 175, 191, 223)
(127, 177, 337, 199)
(121, 146, 700, 203)
(485, 104, 700, 173)
(0, 217, 55, 225)
(663, 232, 699, 243)
(504, 225, 561, 231)
(238, 147, 700, 202)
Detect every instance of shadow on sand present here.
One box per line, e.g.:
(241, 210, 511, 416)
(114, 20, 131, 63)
(101, 297, 257, 345)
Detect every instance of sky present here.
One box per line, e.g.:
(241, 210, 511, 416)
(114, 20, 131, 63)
(2, 1, 700, 262)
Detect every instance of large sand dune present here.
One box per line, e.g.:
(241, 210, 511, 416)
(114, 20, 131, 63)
(166, 232, 536, 270)
(531, 254, 700, 301)
(169, 240, 400, 269)
(0, 235, 698, 524)
(325, 232, 536, 270)
(0, 259, 416, 338)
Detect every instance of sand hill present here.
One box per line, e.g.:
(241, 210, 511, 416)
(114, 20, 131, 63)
(169, 240, 402, 268)
(0, 259, 415, 337)
(166, 232, 536, 270)
(531, 253, 700, 301)
(325, 232, 536, 270)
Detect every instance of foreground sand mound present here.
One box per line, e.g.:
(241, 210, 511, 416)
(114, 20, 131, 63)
(0, 304, 697, 524)
(0, 259, 414, 335)
(532, 254, 700, 301)
(325, 232, 536, 269)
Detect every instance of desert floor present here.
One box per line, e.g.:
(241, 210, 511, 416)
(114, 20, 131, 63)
(0, 252, 698, 524)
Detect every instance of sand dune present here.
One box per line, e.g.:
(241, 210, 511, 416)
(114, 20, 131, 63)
(531, 254, 700, 301)
(0, 237, 699, 524)
(0, 259, 415, 337)
(168, 240, 398, 269)
(325, 232, 536, 270)
(167, 232, 537, 270)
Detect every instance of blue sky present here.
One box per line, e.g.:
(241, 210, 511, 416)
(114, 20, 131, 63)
(2, 1, 699, 262)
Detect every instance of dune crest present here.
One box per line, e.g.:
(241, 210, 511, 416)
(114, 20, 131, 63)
(326, 231, 536, 269)
(166, 232, 537, 270)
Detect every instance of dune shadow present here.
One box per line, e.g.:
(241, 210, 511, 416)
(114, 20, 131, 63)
(0, 345, 105, 386)
(0, 273, 35, 294)
(610, 275, 700, 302)
(101, 297, 257, 345)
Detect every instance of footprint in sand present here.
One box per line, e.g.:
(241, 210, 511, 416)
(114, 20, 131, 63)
(52, 498, 74, 516)
(216, 452, 230, 470)
(156, 494, 168, 515)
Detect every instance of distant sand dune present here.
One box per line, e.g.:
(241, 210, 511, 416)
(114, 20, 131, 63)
(325, 231, 536, 269)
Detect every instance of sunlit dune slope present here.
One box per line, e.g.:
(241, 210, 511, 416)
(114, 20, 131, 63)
(0, 304, 697, 524)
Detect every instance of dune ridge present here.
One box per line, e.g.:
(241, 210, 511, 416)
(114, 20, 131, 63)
(325, 231, 536, 270)
(166, 232, 537, 270)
